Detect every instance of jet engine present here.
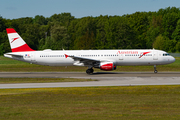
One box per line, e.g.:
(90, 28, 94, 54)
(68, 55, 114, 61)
(99, 62, 116, 71)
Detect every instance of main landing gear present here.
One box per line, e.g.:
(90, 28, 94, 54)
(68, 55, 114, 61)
(154, 65, 158, 73)
(86, 68, 94, 74)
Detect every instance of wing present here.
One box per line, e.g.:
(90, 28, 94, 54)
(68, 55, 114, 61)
(65, 54, 107, 67)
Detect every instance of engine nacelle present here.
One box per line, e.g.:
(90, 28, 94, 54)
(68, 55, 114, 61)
(99, 62, 116, 71)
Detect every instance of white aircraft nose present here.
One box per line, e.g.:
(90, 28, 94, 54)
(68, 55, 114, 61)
(170, 56, 175, 63)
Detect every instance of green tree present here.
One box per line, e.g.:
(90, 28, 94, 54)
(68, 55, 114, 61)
(146, 27, 160, 49)
(146, 15, 163, 49)
(2, 10, 180, 53)
(126, 12, 149, 48)
(0, 43, 5, 55)
(73, 17, 96, 49)
(157, 7, 180, 16)
(166, 39, 177, 52)
(176, 42, 180, 52)
(95, 15, 109, 49)
(0, 30, 11, 53)
(162, 12, 180, 39)
(0, 16, 5, 32)
(67, 19, 79, 49)
(48, 13, 74, 27)
(172, 19, 180, 41)
(33, 15, 47, 25)
(153, 34, 176, 52)
(50, 24, 70, 50)
(153, 34, 165, 50)
(21, 24, 40, 50)
(39, 37, 53, 50)
(109, 16, 133, 49)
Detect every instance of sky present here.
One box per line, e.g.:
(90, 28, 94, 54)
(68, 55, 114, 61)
(0, 0, 180, 19)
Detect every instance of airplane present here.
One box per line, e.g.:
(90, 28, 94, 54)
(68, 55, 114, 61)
(4, 28, 175, 74)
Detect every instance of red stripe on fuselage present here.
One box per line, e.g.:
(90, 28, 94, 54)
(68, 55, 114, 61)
(139, 52, 151, 58)
(65, 54, 69, 58)
(11, 44, 35, 52)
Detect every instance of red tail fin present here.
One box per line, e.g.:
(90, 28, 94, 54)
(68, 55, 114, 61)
(6, 28, 35, 52)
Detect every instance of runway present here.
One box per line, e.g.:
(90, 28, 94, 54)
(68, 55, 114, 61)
(0, 72, 180, 78)
(0, 72, 180, 88)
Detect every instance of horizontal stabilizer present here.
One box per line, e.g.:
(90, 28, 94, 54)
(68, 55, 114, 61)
(4, 53, 23, 59)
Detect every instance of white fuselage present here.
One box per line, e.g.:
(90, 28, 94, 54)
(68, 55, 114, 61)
(5, 28, 176, 74)
(4, 49, 175, 67)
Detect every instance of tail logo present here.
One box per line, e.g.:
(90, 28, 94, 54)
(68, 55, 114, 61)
(11, 37, 19, 43)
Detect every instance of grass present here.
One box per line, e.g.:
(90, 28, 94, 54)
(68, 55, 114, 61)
(0, 86, 180, 120)
(0, 56, 180, 72)
(0, 78, 96, 84)
(0, 56, 180, 119)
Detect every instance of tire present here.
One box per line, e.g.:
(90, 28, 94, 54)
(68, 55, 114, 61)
(90, 69, 94, 73)
(154, 70, 158, 73)
(86, 69, 94, 74)
(86, 69, 91, 74)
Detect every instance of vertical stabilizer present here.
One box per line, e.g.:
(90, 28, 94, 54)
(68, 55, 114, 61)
(6, 28, 35, 52)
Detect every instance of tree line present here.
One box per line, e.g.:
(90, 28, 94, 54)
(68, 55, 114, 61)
(0, 7, 180, 55)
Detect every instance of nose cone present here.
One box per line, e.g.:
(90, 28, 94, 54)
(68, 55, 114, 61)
(170, 56, 175, 63)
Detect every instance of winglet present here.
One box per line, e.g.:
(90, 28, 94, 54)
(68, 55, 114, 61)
(6, 28, 35, 52)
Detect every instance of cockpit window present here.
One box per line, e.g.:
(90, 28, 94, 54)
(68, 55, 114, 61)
(163, 53, 170, 56)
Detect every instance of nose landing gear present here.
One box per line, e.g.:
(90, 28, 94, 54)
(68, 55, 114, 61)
(154, 65, 158, 73)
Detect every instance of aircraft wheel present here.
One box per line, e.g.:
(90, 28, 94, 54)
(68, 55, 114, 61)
(154, 70, 158, 73)
(86, 68, 94, 74)
(91, 69, 94, 73)
(154, 65, 158, 74)
(86, 69, 91, 74)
